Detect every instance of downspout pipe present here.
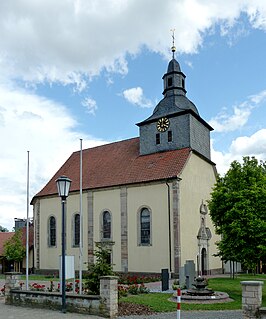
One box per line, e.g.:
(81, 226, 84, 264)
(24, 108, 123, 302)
(166, 181, 172, 273)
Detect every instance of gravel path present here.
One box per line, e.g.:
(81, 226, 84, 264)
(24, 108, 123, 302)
(118, 310, 242, 319)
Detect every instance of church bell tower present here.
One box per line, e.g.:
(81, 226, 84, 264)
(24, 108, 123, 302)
(137, 36, 213, 160)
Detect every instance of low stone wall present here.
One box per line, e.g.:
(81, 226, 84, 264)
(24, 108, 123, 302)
(6, 290, 101, 315)
(260, 307, 266, 319)
(241, 280, 264, 319)
(5, 273, 118, 318)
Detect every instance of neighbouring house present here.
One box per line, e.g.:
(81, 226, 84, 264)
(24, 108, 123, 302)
(31, 51, 222, 276)
(0, 223, 34, 274)
(0, 232, 15, 273)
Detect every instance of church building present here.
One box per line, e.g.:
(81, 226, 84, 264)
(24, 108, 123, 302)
(32, 47, 222, 276)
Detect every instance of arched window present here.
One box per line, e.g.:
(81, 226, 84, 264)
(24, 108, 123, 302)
(73, 213, 80, 247)
(48, 216, 56, 247)
(102, 211, 111, 240)
(140, 208, 151, 245)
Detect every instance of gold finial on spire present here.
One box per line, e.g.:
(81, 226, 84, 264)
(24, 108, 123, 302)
(170, 28, 176, 59)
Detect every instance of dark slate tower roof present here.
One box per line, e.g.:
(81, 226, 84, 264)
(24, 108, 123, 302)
(167, 58, 181, 72)
(137, 57, 200, 125)
(137, 53, 213, 159)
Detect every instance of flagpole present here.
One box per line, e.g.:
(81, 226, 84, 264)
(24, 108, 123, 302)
(79, 139, 83, 294)
(26, 151, 30, 290)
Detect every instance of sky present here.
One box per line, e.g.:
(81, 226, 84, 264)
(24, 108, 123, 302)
(1, 0, 266, 231)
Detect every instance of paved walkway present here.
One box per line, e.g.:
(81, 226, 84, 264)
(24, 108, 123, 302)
(118, 310, 242, 319)
(0, 296, 242, 319)
(0, 297, 103, 319)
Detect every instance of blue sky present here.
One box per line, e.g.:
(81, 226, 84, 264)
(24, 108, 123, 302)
(0, 1, 266, 230)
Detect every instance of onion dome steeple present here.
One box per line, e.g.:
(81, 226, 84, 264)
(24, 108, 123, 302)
(136, 30, 213, 160)
(163, 29, 187, 97)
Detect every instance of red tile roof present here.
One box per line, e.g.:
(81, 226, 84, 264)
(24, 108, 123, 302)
(34, 137, 191, 199)
(0, 232, 15, 255)
(0, 226, 34, 256)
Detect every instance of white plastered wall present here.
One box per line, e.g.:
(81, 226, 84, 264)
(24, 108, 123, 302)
(179, 153, 221, 272)
(38, 193, 88, 271)
(127, 183, 170, 273)
(92, 188, 121, 272)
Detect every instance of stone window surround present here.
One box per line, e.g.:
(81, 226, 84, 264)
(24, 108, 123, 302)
(99, 209, 112, 241)
(72, 212, 80, 247)
(47, 214, 57, 248)
(137, 205, 152, 246)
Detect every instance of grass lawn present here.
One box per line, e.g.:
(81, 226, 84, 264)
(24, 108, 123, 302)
(120, 274, 266, 312)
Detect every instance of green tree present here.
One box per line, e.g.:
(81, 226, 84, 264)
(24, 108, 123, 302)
(208, 156, 266, 272)
(3, 229, 25, 271)
(0, 225, 9, 232)
(85, 242, 115, 294)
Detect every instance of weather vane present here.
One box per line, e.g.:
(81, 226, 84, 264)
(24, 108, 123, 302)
(170, 28, 176, 58)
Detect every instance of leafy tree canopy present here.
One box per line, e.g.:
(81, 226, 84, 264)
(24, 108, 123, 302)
(208, 156, 266, 271)
(0, 225, 9, 232)
(3, 229, 25, 262)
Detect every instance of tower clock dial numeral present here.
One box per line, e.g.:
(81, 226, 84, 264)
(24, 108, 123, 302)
(157, 117, 170, 132)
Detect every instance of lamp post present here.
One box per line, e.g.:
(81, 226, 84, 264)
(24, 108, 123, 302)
(56, 175, 72, 314)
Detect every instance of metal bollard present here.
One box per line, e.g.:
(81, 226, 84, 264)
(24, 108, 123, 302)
(161, 268, 169, 291)
(177, 287, 181, 319)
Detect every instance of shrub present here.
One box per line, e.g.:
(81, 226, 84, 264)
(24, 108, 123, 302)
(118, 274, 160, 285)
(0, 285, 5, 296)
(85, 242, 115, 294)
(127, 283, 150, 295)
(128, 284, 139, 295)
(118, 285, 129, 298)
(30, 283, 46, 291)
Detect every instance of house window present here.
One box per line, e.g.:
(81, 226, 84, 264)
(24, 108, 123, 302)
(182, 78, 185, 88)
(140, 208, 151, 245)
(48, 216, 56, 247)
(168, 77, 173, 87)
(102, 211, 111, 240)
(156, 133, 160, 145)
(73, 213, 80, 247)
(168, 130, 172, 142)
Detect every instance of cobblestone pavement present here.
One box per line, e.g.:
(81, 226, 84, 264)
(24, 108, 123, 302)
(0, 297, 103, 319)
(0, 297, 243, 319)
(0, 296, 243, 319)
(117, 310, 243, 319)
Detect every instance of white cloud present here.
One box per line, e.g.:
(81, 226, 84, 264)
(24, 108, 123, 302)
(209, 90, 266, 132)
(185, 60, 194, 69)
(1, 1, 266, 88)
(247, 3, 266, 30)
(209, 104, 253, 132)
(230, 129, 266, 155)
(0, 84, 107, 230)
(82, 97, 98, 115)
(122, 87, 152, 108)
(249, 90, 266, 104)
(212, 128, 266, 176)
(211, 89, 266, 175)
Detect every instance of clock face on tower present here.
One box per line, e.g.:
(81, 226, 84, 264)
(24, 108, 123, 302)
(157, 117, 170, 132)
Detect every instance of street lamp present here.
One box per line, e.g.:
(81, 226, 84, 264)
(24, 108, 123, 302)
(56, 175, 72, 313)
